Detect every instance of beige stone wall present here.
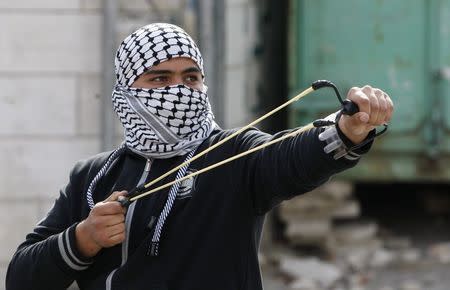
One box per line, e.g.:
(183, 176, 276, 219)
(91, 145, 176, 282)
(0, 3, 103, 288)
(224, 0, 259, 128)
(0, 0, 259, 288)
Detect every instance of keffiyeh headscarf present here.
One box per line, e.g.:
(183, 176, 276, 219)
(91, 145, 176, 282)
(112, 22, 216, 158)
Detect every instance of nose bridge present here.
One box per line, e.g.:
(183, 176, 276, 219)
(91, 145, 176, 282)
(170, 73, 184, 86)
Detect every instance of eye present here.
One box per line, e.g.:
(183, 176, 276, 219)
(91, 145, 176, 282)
(184, 75, 200, 83)
(150, 76, 168, 82)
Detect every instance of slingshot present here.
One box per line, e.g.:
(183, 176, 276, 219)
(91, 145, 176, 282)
(118, 80, 387, 207)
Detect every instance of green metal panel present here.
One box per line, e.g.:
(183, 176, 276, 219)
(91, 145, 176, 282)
(438, 1, 450, 154)
(289, 0, 450, 181)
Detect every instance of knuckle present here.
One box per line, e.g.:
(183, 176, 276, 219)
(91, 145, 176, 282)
(93, 203, 106, 214)
(103, 241, 112, 248)
(91, 206, 99, 214)
(118, 233, 126, 242)
(110, 234, 125, 246)
(358, 95, 370, 105)
(373, 88, 384, 97)
(349, 87, 360, 93)
(347, 87, 361, 98)
(362, 85, 373, 92)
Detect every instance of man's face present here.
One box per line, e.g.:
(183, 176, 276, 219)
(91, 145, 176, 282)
(131, 57, 204, 90)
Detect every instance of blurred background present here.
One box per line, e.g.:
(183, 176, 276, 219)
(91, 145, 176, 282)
(1, 0, 450, 289)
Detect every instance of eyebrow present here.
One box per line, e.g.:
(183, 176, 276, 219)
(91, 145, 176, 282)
(143, 69, 172, 75)
(182, 67, 201, 74)
(143, 66, 201, 75)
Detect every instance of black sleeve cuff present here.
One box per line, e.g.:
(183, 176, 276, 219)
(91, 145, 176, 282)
(335, 124, 376, 155)
(56, 223, 94, 271)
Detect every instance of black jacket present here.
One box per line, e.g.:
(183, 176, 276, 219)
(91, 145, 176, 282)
(6, 127, 369, 290)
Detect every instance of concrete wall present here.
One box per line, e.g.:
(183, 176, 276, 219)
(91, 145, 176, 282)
(0, 2, 103, 288)
(224, 0, 259, 128)
(0, 0, 259, 288)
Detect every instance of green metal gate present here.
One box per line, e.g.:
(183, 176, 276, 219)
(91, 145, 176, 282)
(289, 0, 450, 181)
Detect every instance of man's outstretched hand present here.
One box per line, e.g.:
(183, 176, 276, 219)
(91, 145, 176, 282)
(338, 85, 394, 144)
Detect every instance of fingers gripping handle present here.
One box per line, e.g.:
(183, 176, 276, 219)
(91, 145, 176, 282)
(341, 100, 359, 116)
(311, 80, 359, 116)
(118, 196, 130, 207)
(312, 79, 388, 147)
(116, 185, 146, 207)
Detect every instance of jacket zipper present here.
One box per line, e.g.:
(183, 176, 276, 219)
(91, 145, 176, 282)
(106, 158, 152, 290)
(137, 158, 152, 186)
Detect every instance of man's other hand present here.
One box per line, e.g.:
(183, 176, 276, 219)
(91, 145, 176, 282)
(75, 191, 127, 258)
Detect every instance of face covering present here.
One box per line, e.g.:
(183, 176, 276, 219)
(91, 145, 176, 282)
(112, 84, 215, 158)
(112, 23, 217, 158)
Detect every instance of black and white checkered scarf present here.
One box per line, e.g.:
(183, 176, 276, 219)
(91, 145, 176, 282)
(112, 23, 216, 158)
(86, 23, 216, 206)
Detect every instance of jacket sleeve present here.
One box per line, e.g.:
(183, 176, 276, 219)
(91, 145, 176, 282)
(6, 162, 93, 290)
(234, 125, 373, 215)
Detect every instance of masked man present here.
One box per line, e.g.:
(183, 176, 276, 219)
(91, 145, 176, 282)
(7, 23, 393, 290)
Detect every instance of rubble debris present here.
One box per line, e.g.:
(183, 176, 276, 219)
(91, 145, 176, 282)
(285, 219, 331, 244)
(333, 221, 378, 244)
(369, 248, 395, 268)
(288, 278, 320, 290)
(279, 257, 342, 289)
(279, 181, 363, 247)
(428, 242, 450, 264)
(384, 237, 412, 250)
(397, 248, 422, 265)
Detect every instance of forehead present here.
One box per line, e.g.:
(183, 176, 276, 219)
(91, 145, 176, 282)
(149, 57, 200, 71)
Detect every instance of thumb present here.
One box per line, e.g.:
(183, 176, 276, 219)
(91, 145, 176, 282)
(105, 190, 128, 202)
(355, 112, 369, 124)
(340, 112, 369, 137)
(345, 112, 369, 130)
